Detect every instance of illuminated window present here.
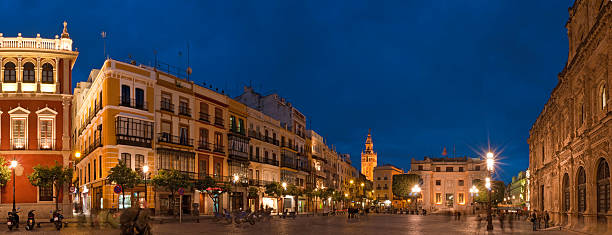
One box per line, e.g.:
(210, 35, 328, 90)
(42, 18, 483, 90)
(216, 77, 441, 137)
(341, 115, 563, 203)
(22, 62, 35, 83)
(601, 84, 607, 110)
(4, 62, 16, 82)
(41, 63, 53, 84)
(39, 119, 53, 150)
(11, 118, 26, 149)
(121, 153, 132, 168)
(458, 193, 465, 204)
(435, 193, 442, 204)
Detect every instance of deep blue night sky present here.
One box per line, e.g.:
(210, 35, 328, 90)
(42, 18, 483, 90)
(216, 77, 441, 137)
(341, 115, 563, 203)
(2, 0, 575, 183)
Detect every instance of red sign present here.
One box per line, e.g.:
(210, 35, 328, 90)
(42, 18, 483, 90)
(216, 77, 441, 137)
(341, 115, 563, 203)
(114, 185, 122, 194)
(178, 187, 185, 195)
(69, 186, 76, 193)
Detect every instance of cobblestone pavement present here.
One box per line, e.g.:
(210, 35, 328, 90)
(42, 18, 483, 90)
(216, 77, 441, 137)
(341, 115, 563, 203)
(0, 214, 584, 235)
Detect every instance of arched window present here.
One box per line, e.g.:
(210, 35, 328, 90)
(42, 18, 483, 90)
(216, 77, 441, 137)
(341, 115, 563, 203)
(578, 167, 587, 213)
(597, 159, 610, 213)
(22, 62, 35, 83)
(563, 173, 570, 212)
(41, 63, 53, 84)
(3, 62, 16, 83)
(601, 84, 608, 110)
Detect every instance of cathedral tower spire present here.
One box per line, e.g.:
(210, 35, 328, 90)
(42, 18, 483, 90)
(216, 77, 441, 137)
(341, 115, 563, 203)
(361, 129, 378, 181)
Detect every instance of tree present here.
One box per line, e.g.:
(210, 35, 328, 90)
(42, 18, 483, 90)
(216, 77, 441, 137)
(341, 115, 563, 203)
(107, 160, 141, 209)
(265, 182, 283, 213)
(286, 184, 302, 214)
(473, 179, 505, 204)
(248, 186, 259, 199)
(0, 158, 12, 187)
(194, 175, 229, 213)
(392, 174, 421, 208)
(151, 169, 191, 215)
(28, 161, 73, 210)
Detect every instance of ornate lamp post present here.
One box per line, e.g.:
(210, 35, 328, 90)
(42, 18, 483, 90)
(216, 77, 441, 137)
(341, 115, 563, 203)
(142, 165, 149, 208)
(485, 151, 495, 231)
(411, 184, 421, 213)
(9, 160, 18, 211)
(470, 185, 479, 214)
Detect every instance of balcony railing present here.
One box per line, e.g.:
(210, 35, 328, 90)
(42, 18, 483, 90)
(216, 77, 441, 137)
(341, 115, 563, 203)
(82, 138, 103, 157)
(198, 112, 210, 123)
(214, 117, 224, 127)
(160, 100, 174, 112)
(10, 138, 26, 150)
(39, 138, 55, 150)
(78, 103, 103, 136)
(179, 105, 191, 117)
(157, 133, 193, 147)
(229, 149, 249, 162)
(116, 134, 152, 148)
(263, 158, 279, 166)
(213, 144, 225, 153)
(119, 97, 147, 111)
(197, 140, 211, 151)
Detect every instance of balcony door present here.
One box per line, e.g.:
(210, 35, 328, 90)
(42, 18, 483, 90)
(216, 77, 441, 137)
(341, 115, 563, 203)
(135, 88, 144, 109)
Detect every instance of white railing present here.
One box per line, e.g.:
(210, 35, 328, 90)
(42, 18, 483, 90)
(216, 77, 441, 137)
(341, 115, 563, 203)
(0, 35, 72, 51)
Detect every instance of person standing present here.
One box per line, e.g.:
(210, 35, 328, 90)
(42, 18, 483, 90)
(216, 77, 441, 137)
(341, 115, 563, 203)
(544, 211, 550, 228)
(531, 210, 538, 231)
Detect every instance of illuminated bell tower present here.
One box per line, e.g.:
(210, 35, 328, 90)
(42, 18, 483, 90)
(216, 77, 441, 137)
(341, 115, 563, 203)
(361, 129, 377, 181)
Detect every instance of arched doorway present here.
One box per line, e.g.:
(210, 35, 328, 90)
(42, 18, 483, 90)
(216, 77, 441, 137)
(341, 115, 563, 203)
(597, 159, 610, 214)
(563, 173, 570, 212)
(577, 167, 586, 213)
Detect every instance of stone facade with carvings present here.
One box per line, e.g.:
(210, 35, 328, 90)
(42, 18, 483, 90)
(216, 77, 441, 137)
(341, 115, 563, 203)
(529, 1, 612, 233)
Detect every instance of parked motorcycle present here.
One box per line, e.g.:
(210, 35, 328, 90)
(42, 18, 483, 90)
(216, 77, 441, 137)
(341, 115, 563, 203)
(50, 209, 64, 230)
(213, 209, 232, 224)
(7, 209, 19, 231)
(25, 210, 35, 231)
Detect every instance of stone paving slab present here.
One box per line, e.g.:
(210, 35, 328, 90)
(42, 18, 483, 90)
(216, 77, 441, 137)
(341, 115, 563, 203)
(0, 214, 586, 234)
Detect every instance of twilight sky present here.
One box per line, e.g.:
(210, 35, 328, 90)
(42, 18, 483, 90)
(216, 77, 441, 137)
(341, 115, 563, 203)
(2, 0, 574, 183)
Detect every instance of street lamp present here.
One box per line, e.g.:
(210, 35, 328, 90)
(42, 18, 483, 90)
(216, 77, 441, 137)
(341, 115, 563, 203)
(142, 165, 149, 208)
(485, 151, 495, 231)
(411, 184, 421, 213)
(9, 160, 18, 211)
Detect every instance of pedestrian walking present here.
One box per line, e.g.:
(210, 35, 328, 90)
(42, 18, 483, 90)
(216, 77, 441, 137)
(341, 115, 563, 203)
(544, 211, 550, 228)
(530, 210, 538, 231)
(457, 211, 461, 221)
(498, 212, 505, 230)
(508, 212, 514, 230)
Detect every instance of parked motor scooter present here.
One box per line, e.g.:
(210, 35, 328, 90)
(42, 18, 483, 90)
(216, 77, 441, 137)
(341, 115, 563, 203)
(50, 209, 64, 230)
(25, 210, 35, 230)
(7, 208, 20, 231)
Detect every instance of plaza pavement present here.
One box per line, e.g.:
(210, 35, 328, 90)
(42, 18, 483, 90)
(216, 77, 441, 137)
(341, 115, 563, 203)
(0, 214, 585, 234)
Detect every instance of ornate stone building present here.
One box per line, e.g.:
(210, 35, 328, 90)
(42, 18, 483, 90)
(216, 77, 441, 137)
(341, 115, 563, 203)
(529, 0, 612, 233)
(361, 129, 377, 181)
(0, 22, 77, 217)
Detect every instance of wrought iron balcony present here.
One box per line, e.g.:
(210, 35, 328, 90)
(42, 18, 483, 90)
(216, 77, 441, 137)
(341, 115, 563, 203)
(116, 133, 152, 148)
(160, 100, 174, 112)
(213, 144, 225, 153)
(197, 140, 212, 151)
(214, 117, 224, 127)
(198, 112, 210, 123)
(157, 133, 193, 147)
(179, 105, 191, 117)
(119, 97, 147, 111)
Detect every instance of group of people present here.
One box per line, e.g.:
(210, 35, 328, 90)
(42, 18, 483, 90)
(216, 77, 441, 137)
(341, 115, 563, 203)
(530, 210, 551, 231)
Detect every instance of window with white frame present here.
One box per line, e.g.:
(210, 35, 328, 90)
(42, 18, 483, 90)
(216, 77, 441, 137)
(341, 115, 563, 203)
(39, 119, 53, 150)
(12, 118, 26, 149)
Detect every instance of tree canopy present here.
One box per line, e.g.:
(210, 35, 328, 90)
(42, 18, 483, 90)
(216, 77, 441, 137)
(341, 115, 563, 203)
(0, 158, 12, 187)
(472, 179, 505, 204)
(107, 160, 141, 208)
(28, 161, 73, 210)
(392, 174, 421, 199)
